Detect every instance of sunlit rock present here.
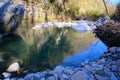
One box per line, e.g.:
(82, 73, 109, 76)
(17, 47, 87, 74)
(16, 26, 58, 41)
(7, 62, 20, 72)
(0, 1, 24, 37)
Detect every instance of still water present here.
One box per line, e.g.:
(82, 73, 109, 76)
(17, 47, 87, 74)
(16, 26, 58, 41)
(0, 23, 107, 73)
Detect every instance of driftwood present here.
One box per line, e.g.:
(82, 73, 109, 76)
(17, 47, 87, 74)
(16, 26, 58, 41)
(95, 21, 120, 47)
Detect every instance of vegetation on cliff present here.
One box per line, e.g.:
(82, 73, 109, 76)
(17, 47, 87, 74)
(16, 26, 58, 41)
(11, 0, 116, 23)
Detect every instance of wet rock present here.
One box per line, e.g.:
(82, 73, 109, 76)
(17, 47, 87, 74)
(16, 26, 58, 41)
(71, 71, 89, 80)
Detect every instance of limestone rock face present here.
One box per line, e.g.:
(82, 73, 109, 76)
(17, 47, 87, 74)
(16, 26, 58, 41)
(0, 1, 24, 36)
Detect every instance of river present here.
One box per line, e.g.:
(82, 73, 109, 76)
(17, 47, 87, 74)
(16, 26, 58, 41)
(0, 23, 107, 73)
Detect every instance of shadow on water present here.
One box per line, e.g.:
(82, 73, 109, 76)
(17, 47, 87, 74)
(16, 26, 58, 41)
(0, 34, 26, 73)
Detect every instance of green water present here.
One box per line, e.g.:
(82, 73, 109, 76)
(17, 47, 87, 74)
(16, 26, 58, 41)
(0, 23, 96, 73)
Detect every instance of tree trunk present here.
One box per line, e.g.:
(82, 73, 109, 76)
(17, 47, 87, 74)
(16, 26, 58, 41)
(103, 0, 109, 16)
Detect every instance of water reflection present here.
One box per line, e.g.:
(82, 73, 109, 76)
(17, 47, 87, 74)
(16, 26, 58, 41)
(0, 34, 26, 73)
(62, 40, 107, 67)
(0, 23, 96, 73)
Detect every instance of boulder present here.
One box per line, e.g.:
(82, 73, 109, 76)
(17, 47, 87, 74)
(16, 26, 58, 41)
(0, 1, 24, 37)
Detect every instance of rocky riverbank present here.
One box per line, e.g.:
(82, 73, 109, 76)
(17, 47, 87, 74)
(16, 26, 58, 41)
(1, 47, 120, 80)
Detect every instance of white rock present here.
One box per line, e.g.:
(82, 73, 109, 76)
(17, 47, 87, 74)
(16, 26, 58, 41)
(54, 66, 64, 74)
(7, 62, 20, 72)
(71, 71, 89, 80)
(2, 72, 12, 78)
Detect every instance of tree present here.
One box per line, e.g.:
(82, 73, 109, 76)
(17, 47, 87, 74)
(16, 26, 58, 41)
(103, 0, 109, 16)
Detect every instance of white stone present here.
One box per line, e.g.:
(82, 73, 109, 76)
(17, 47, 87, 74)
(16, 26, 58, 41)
(54, 66, 64, 74)
(2, 72, 12, 78)
(71, 71, 89, 80)
(7, 62, 20, 72)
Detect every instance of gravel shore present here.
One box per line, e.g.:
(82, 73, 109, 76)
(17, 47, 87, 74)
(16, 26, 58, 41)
(1, 47, 120, 80)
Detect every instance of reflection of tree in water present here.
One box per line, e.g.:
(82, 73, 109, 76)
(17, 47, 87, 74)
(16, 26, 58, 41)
(23, 28, 73, 72)
(0, 34, 26, 73)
